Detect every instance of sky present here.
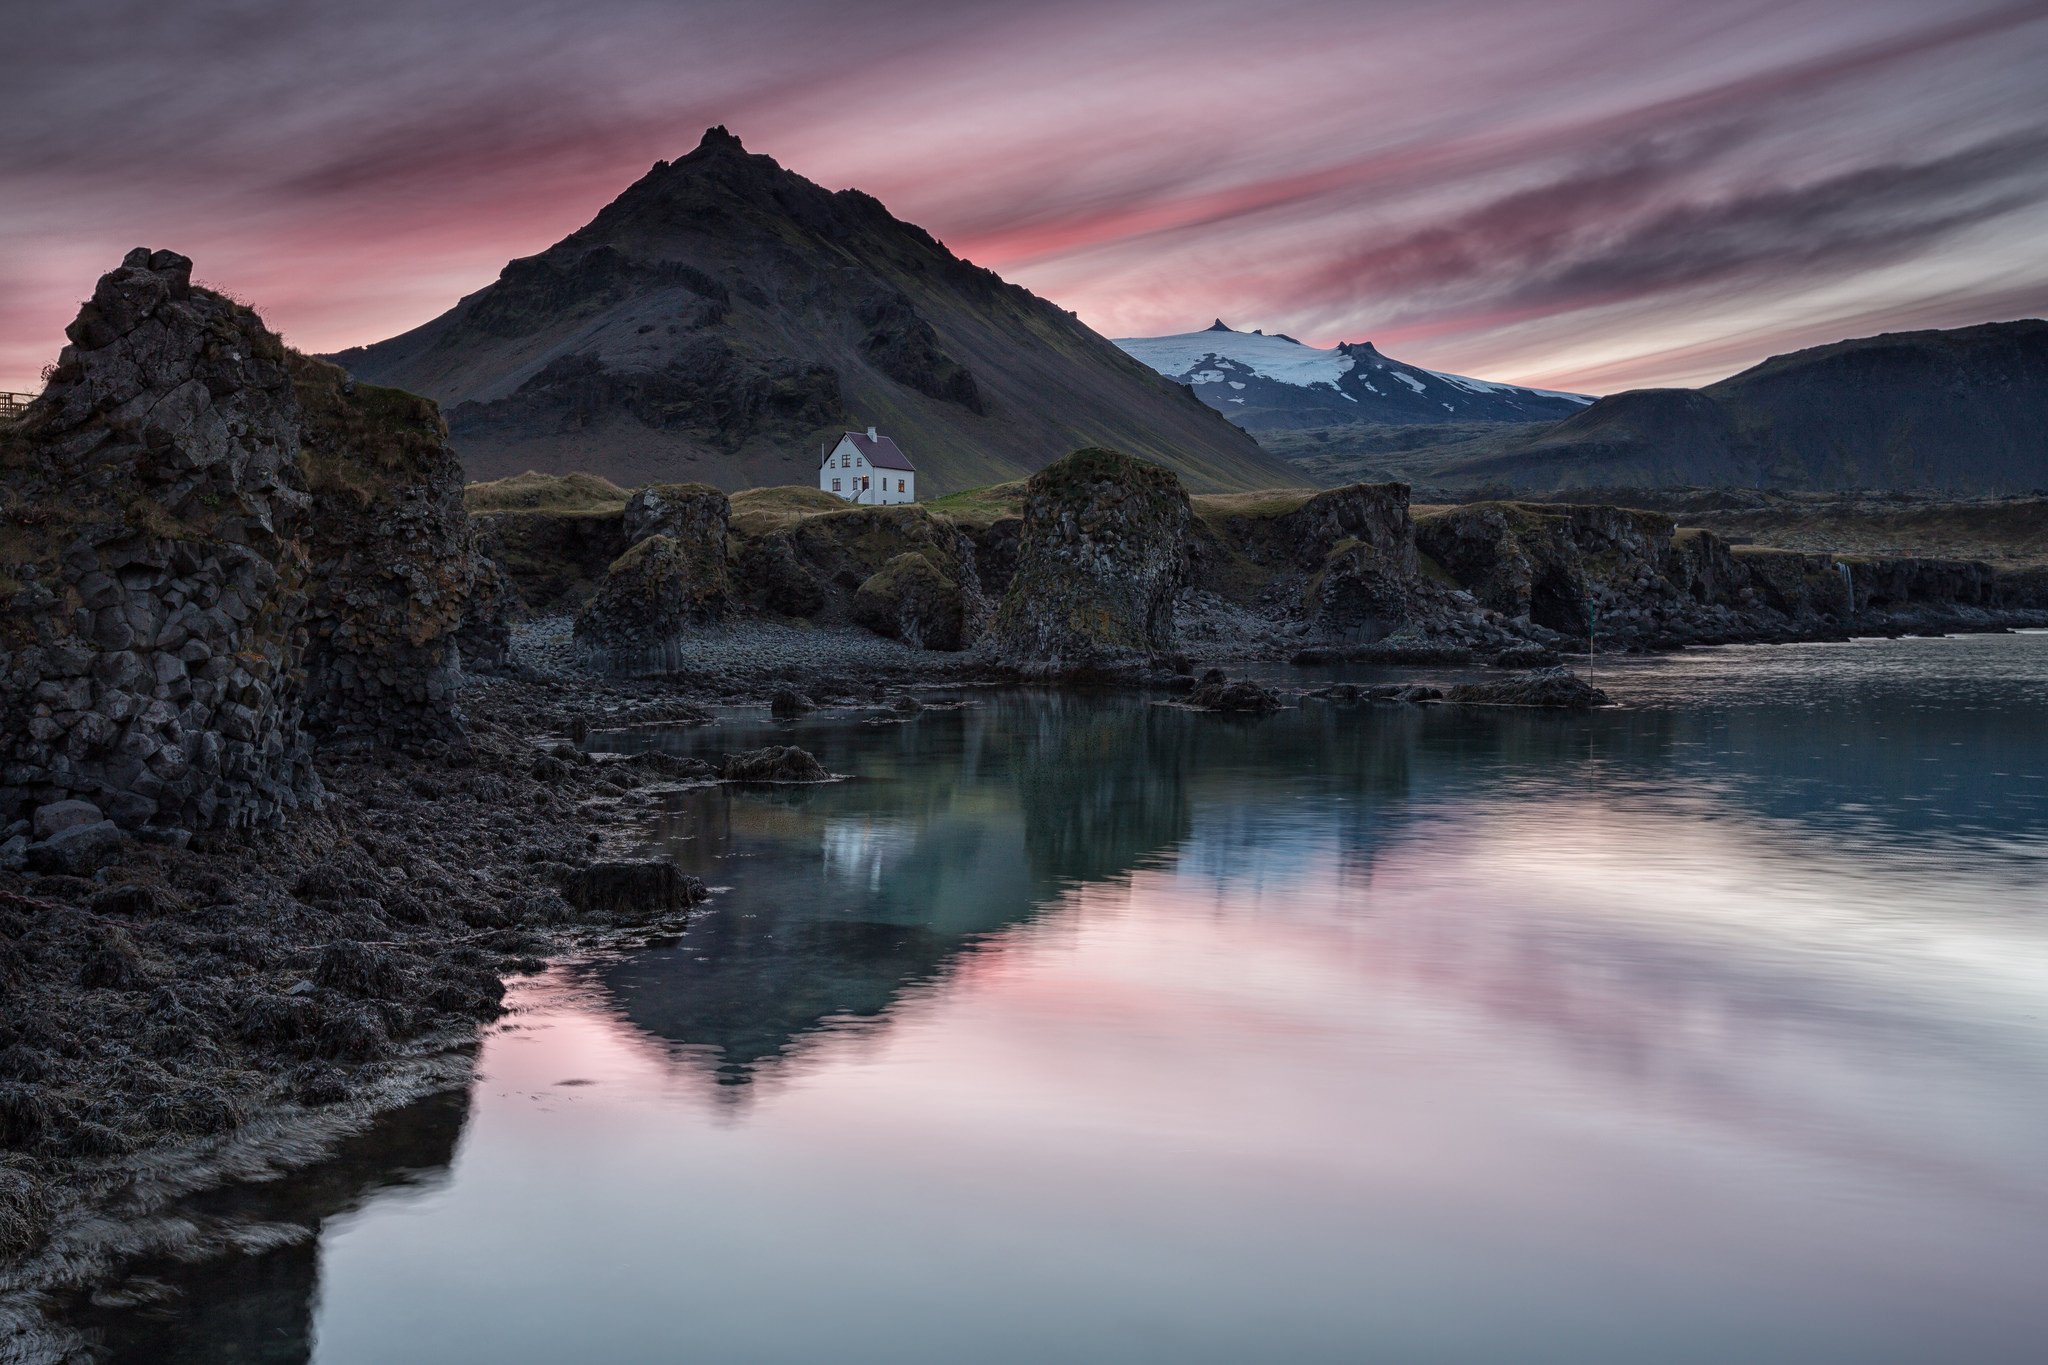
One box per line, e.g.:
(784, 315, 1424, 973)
(3, 0, 2046, 396)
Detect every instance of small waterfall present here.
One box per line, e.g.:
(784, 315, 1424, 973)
(1838, 561, 1854, 615)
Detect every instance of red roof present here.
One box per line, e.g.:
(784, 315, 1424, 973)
(822, 431, 914, 471)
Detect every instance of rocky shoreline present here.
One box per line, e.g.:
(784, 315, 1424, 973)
(5, 251, 2046, 1357)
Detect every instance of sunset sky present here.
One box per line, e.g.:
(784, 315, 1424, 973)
(4, 0, 2046, 396)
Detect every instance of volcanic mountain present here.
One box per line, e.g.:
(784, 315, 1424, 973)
(328, 128, 1291, 494)
(1114, 321, 1594, 431)
(1415, 320, 2048, 493)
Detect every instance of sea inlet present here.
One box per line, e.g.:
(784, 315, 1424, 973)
(80, 634, 2048, 1363)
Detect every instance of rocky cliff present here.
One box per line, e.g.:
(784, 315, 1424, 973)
(330, 128, 1292, 496)
(1, 250, 507, 844)
(294, 356, 499, 742)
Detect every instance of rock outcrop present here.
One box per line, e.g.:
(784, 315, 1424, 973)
(573, 484, 732, 672)
(989, 448, 1192, 675)
(0, 249, 509, 835)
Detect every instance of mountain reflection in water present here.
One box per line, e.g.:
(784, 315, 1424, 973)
(69, 635, 2048, 1363)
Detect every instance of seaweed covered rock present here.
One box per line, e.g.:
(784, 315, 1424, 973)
(851, 552, 968, 650)
(295, 356, 503, 740)
(1185, 678, 1283, 713)
(719, 745, 831, 782)
(0, 1161, 50, 1264)
(0, 248, 318, 832)
(989, 447, 1192, 674)
(1445, 666, 1609, 709)
(562, 861, 707, 920)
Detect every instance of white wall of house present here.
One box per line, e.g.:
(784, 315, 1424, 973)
(817, 435, 916, 504)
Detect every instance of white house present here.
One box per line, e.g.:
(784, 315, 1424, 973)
(819, 427, 916, 504)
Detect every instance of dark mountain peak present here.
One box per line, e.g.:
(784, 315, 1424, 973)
(1205, 319, 1234, 332)
(1271, 333, 1303, 346)
(328, 136, 1289, 494)
(1337, 341, 1383, 360)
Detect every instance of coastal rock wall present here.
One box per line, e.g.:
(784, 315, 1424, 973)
(0, 250, 318, 833)
(989, 447, 1191, 673)
(734, 503, 980, 636)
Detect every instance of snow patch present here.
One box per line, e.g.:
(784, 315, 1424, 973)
(1115, 328, 1355, 389)
(1115, 327, 1597, 407)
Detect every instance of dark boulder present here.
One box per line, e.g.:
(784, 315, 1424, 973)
(769, 688, 814, 719)
(1444, 666, 1609, 709)
(25, 821, 123, 877)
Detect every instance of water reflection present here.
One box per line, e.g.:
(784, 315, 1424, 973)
(71, 635, 2048, 1362)
(593, 642, 2048, 1108)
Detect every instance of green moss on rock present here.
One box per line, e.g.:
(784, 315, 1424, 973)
(852, 551, 968, 650)
(989, 447, 1192, 673)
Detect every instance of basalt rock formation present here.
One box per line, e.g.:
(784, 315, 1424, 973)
(0, 250, 509, 836)
(989, 447, 1193, 675)
(1, 250, 319, 834)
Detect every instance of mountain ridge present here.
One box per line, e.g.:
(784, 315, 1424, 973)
(1414, 319, 2048, 493)
(1114, 322, 1594, 430)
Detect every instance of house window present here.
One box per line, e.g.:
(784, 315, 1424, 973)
(832, 478, 841, 492)
(898, 480, 905, 492)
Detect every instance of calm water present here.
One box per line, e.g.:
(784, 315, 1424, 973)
(91, 635, 2048, 1363)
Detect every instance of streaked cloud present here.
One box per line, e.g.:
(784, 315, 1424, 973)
(2, 0, 2044, 396)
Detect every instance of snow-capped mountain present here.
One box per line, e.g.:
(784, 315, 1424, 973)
(1113, 320, 1595, 431)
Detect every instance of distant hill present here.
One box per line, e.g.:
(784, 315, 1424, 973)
(1406, 321, 2048, 494)
(1114, 321, 1593, 431)
(327, 129, 1292, 495)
